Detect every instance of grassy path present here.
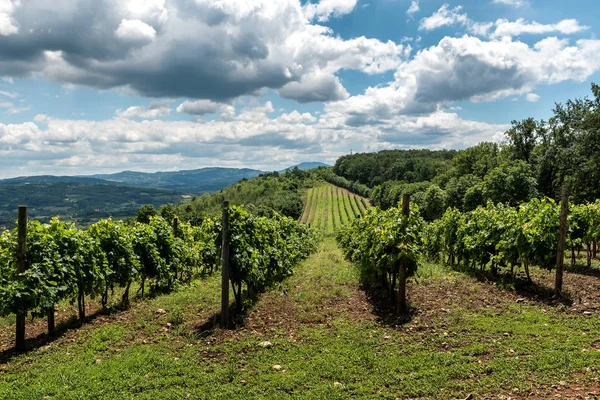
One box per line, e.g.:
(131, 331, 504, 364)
(2, 238, 600, 399)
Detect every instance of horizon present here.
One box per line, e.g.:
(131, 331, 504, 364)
(0, 161, 332, 180)
(0, 0, 599, 177)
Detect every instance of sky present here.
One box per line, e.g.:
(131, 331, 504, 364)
(0, 0, 599, 177)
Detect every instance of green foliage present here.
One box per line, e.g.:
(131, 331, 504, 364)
(424, 198, 600, 275)
(337, 203, 424, 295)
(481, 160, 538, 206)
(176, 170, 315, 223)
(137, 205, 158, 224)
(0, 204, 319, 321)
(227, 206, 319, 306)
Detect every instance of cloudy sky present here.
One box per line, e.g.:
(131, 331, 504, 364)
(0, 0, 599, 177)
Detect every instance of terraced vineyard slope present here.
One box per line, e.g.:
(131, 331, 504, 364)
(300, 182, 370, 235)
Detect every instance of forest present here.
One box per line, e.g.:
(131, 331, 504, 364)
(333, 84, 600, 220)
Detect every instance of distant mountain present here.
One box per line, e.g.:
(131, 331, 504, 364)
(1, 175, 109, 185)
(89, 167, 264, 194)
(279, 162, 330, 173)
(0, 162, 331, 228)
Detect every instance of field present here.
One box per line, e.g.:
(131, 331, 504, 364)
(1, 239, 600, 399)
(299, 183, 370, 235)
(2, 183, 600, 399)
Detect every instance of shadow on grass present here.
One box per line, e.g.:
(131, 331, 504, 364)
(0, 303, 130, 364)
(565, 262, 600, 278)
(359, 281, 414, 326)
(190, 302, 252, 339)
(451, 264, 573, 307)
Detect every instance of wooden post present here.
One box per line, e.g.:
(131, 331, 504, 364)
(16, 206, 27, 350)
(220, 201, 230, 328)
(397, 194, 410, 316)
(173, 216, 179, 238)
(555, 185, 569, 297)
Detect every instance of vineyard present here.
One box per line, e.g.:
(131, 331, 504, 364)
(0, 206, 318, 350)
(299, 183, 369, 234)
(2, 185, 600, 398)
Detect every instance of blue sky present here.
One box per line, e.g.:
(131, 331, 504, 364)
(0, 0, 599, 177)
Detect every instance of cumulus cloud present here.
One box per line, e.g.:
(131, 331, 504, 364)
(0, 0, 401, 103)
(0, 0, 20, 36)
(176, 99, 225, 115)
(304, 0, 358, 22)
(278, 72, 349, 103)
(419, 4, 469, 31)
(525, 93, 540, 102)
(0, 104, 510, 177)
(115, 100, 171, 119)
(115, 19, 157, 44)
(324, 35, 600, 125)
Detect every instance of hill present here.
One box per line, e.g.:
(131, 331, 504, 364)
(0, 181, 183, 229)
(279, 162, 330, 173)
(90, 167, 264, 194)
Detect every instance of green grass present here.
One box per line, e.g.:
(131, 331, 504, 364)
(2, 239, 600, 399)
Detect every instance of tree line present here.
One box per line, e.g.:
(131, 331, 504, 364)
(333, 84, 600, 220)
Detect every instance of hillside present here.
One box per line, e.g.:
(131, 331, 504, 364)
(0, 181, 183, 229)
(300, 182, 369, 235)
(90, 167, 264, 194)
(0, 163, 330, 228)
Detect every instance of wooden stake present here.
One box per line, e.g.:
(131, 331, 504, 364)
(220, 201, 230, 328)
(16, 206, 27, 351)
(555, 185, 569, 297)
(173, 216, 179, 238)
(397, 194, 410, 316)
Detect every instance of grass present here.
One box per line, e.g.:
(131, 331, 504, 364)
(1, 239, 600, 399)
(301, 183, 369, 236)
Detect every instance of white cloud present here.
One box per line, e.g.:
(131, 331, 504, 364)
(323, 35, 600, 125)
(406, 1, 419, 16)
(0, 100, 12, 108)
(115, 19, 157, 44)
(419, 4, 469, 31)
(6, 105, 29, 114)
(34, 114, 49, 122)
(0, 90, 17, 98)
(0, 0, 402, 103)
(115, 100, 171, 119)
(490, 18, 588, 38)
(525, 93, 540, 102)
(304, 0, 358, 22)
(0, 105, 510, 177)
(0, 0, 20, 36)
(419, 5, 588, 39)
(492, 0, 528, 7)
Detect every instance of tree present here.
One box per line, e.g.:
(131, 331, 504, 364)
(422, 185, 447, 221)
(445, 174, 480, 211)
(137, 205, 158, 224)
(505, 118, 539, 163)
(159, 203, 177, 222)
(482, 160, 538, 205)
